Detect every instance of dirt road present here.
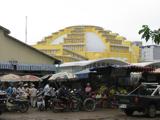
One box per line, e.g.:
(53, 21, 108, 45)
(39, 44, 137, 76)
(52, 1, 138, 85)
(0, 108, 159, 120)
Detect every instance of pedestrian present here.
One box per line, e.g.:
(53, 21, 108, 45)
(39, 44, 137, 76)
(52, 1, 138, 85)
(24, 83, 30, 100)
(29, 84, 37, 108)
(43, 84, 51, 110)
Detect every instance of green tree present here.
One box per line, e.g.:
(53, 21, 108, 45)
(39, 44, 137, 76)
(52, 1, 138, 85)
(139, 25, 160, 44)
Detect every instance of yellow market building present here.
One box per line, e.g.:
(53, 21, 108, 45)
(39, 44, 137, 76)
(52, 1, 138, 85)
(33, 25, 140, 63)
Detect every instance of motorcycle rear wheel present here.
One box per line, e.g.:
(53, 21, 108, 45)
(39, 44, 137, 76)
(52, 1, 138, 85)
(71, 99, 81, 112)
(19, 103, 29, 113)
(51, 102, 62, 113)
(39, 104, 45, 111)
(83, 98, 96, 112)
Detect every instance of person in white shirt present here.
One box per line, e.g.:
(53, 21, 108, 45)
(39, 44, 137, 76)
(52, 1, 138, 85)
(43, 84, 51, 110)
(17, 83, 25, 98)
(44, 84, 50, 96)
(29, 84, 37, 108)
(50, 87, 56, 97)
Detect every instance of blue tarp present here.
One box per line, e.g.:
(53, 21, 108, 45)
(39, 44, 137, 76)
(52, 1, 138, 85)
(75, 69, 95, 79)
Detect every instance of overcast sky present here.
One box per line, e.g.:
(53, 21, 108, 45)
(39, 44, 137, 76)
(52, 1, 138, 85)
(1, 0, 160, 45)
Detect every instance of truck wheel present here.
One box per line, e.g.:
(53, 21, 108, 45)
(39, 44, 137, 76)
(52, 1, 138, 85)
(148, 105, 156, 118)
(124, 109, 133, 116)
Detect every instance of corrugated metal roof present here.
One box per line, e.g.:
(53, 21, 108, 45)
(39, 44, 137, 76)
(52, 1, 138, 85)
(60, 58, 129, 67)
(132, 62, 154, 67)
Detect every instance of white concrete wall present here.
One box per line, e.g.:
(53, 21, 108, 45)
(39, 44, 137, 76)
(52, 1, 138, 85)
(86, 32, 106, 52)
(141, 46, 154, 61)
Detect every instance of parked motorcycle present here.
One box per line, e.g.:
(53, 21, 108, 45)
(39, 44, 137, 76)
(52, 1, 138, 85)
(37, 95, 45, 111)
(72, 89, 96, 112)
(83, 97, 96, 112)
(50, 87, 81, 112)
(6, 97, 29, 113)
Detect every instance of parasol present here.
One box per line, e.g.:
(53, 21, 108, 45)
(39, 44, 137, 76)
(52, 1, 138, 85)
(21, 75, 40, 82)
(0, 74, 21, 82)
(48, 72, 76, 81)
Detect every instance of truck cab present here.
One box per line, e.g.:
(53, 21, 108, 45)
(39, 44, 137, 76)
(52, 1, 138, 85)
(117, 83, 160, 117)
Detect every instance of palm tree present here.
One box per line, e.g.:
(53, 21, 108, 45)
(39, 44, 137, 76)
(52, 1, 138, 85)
(139, 25, 160, 44)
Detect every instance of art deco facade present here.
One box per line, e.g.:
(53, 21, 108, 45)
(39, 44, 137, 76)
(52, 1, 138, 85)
(33, 26, 140, 63)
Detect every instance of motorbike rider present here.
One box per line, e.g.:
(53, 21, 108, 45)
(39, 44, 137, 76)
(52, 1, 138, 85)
(16, 82, 28, 99)
(57, 85, 70, 103)
(36, 87, 45, 110)
(17, 82, 23, 96)
(6, 83, 13, 97)
(12, 85, 17, 98)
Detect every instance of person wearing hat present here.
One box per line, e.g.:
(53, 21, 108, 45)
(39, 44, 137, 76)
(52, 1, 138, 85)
(24, 83, 30, 100)
(29, 84, 37, 107)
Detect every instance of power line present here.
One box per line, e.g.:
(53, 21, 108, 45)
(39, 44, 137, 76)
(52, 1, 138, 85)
(25, 16, 27, 43)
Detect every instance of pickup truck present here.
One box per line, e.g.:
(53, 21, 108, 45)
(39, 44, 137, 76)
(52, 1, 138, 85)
(117, 83, 160, 118)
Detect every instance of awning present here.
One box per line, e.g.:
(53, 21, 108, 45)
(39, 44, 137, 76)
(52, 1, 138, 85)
(90, 65, 155, 74)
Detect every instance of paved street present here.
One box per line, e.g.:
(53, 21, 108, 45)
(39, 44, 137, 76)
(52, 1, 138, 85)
(0, 108, 160, 120)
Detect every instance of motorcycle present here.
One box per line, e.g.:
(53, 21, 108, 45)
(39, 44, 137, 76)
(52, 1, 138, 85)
(37, 95, 45, 111)
(50, 88, 81, 112)
(72, 89, 96, 112)
(6, 97, 29, 113)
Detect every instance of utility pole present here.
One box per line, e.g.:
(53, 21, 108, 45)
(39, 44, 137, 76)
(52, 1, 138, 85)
(25, 16, 28, 43)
